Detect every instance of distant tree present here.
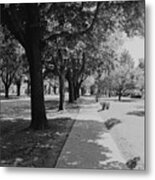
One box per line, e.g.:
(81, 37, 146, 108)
(13, 53, 28, 96)
(66, 42, 86, 102)
(43, 40, 68, 110)
(85, 41, 117, 102)
(111, 50, 135, 101)
(82, 76, 95, 95)
(43, 2, 101, 107)
(134, 58, 144, 97)
(0, 27, 22, 98)
(44, 39, 86, 109)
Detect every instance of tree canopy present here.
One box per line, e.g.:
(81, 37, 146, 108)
(0, 1, 145, 129)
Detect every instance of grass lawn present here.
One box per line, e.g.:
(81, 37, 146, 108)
(0, 97, 79, 167)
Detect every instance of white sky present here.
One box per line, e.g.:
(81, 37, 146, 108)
(120, 36, 145, 66)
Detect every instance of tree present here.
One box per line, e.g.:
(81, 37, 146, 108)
(13, 47, 27, 96)
(44, 39, 85, 109)
(1, 2, 100, 117)
(81, 0, 144, 101)
(0, 27, 21, 98)
(134, 58, 144, 97)
(0, 1, 144, 128)
(111, 50, 135, 101)
(65, 42, 86, 102)
(43, 2, 101, 107)
(1, 4, 48, 130)
(44, 41, 68, 110)
(84, 38, 117, 101)
(38, 1, 145, 108)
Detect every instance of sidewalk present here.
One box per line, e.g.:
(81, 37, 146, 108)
(56, 102, 126, 170)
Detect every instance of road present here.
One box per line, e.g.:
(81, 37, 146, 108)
(98, 97, 145, 169)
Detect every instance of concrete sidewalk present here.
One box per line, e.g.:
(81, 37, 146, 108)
(56, 102, 126, 170)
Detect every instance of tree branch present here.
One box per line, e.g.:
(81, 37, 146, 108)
(77, 53, 86, 78)
(45, 2, 101, 41)
(1, 5, 26, 49)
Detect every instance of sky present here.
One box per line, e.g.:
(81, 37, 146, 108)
(119, 36, 145, 67)
(106, 31, 144, 67)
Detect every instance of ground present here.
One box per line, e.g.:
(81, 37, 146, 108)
(0, 95, 79, 167)
(0, 95, 145, 169)
(98, 97, 145, 169)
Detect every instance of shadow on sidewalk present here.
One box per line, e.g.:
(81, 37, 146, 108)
(126, 111, 145, 117)
(57, 119, 126, 170)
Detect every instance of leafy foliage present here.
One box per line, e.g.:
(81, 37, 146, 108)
(0, 26, 25, 97)
(110, 50, 136, 100)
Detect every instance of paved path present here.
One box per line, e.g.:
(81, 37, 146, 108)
(56, 103, 126, 169)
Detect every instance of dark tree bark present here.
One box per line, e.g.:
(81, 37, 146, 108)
(73, 83, 80, 100)
(118, 89, 122, 101)
(53, 86, 57, 95)
(4, 85, 9, 98)
(95, 85, 100, 102)
(118, 93, 122, 101)
(73, 83, 78, 101)
(16, 82, 21, 96)
(66, 69, 75, 103)
(95, 91, 99, 102)
(25, 5, 48, 130)
(81, 87, 85, 96)
(28, 56, 48, 129)
(108, 90, 111, 98)
(2, 77, 11, 98)
(47, 84, 51, 95)
(68, 78, 74, 103)
(2, 4, 48, 130)
(15, 79, 22, 96)
(76, 83, 81, 98)
(59, 73, 65, 110)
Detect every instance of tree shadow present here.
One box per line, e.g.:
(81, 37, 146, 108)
(45, 100, 59, 110)
(104, 118, 122, 130)
(136, 105, 144, 109)
(1, 99, 79, 120)
(106, 99, 136, 103)
(0, 95, 28, 100)
(118, 99, 136, 103)
(57, 119, 126, 170)
(0, 117, 75, 168)
(126, 111, 145, 117)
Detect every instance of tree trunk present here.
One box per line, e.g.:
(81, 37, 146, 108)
(68, 78, 74, 103)
(28, 53, 48, 130)
(76, 83, 80, 98)
(27, 81, 30, 95)
(59, 74, 65, 110)
(53, 86, 57, 95)
(81, 87, 85, 96)
(90, 86, 94, 95)
(5, 85, 9, 98)
(16, 83, 21, 96)
(118, 93, 122, 101)
(95, 94, 99, 102)
(47, 84, 51, 95)
(95, 87, 99, 102)
(73, 83, 77, 101)
(26, 5, 48, 130)
(108, 90, 111, 98)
